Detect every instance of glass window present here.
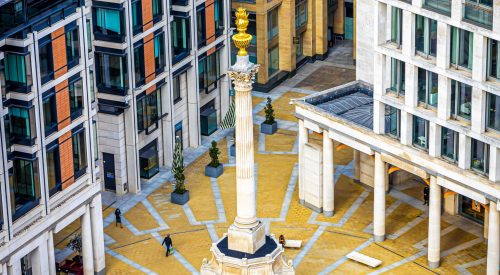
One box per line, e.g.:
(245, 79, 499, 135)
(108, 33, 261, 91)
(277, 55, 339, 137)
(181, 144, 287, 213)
(423, 0, 451, 15)
(463, 0, 493, 28)
(487, 92, 500, 131)
(43, 93, 57, 136)
(196, 8, 206, 48)
(268, 8, 279, 39)
(175, 122, 183, 148)
(198, 50, 221, 93)
(415, 15, 437, 57)
(95, 52, 128, 93)
(137, 89, 161, 132)
(92, 120, 98, 161)
(86, 19, 92, 53)
(38, 39, 54, 85)
(89, 69, 95, 103)
(450, 26, 473, 70)
(412, 116, 429, 150)
(171, 16, 191, 64)
(73, 130, 88, 179)
(385, 105, 400, 139)
(487, 38, 500, 80)
(3, 53, 32, 92)
(93, 7, 124, 42)
(152, 0, 163, 21)
(471, 138, 489, 174)
(214, 0, 224, 36)
(450, 79, 472, 120)
(8, 106, 36, 146)
(65, 25, 80, 69)
(268, 46, 279, 76)
(295, 0, 308, 28)
(47, 146, 61, 197)
(69, 78, 83, 119)
(390, 58, 405, 96)
(417, 68, 438, 107)
(173, 73, 182, 103)
(131, 0, 143, 34)
(10, 159, 40, 221)
(133, 44, 145, 87)
(459, 195, 485, 224)
(441, 127, 458, 162)
(391, 7, 402, 45)
(154, 32, 166, 72)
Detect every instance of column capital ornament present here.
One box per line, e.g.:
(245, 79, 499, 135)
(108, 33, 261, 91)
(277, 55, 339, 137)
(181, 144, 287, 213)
(228, 64, 259, 90)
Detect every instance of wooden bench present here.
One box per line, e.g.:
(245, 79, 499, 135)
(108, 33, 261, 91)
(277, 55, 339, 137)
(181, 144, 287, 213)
(346, 251, 382, 268)
(284, 240, 302, 249)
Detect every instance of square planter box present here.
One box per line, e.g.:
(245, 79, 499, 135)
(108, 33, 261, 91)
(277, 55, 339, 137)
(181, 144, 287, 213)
(261, 121, 278, 135)
(205, 164, 224, 178)
(171, 190, 190, 205)
(230, 144, 236, 157)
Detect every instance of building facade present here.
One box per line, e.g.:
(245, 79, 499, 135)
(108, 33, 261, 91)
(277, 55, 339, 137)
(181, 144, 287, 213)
(230, 0, 351, 92)
(0, 0, 104, 274)
(94, 0, 232, 194)
(296, 0, 500, 273)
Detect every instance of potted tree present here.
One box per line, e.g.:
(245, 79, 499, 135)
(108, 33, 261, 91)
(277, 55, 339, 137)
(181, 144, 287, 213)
(260, 97, 277, 135)
(171, 137, 189, 205)
(67, 233, 82, 263)
(205, 141, 224, 178)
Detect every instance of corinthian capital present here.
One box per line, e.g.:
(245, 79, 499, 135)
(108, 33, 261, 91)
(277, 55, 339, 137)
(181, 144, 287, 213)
(228, 64, 259, 90)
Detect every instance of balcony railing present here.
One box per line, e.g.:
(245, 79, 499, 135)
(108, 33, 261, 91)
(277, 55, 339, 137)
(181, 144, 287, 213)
(423, 0, 451, 15)
(463, 1, 493, 28)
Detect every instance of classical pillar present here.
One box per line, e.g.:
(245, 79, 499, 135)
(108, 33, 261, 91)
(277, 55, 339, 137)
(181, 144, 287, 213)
(298, 119, 308, 204)
(32, 237, 50, 275)
(7, 260, 21, 275)
(428, 176, 441, 269)
(90, 194, 106, 274)
(227, 10, 265, 254)
(373, 152, 386, 242)
(322, 130, 334, 216)
(47, 231, 56, 275)
(487, 201, 499, 275)
(81, 205, 94, 274)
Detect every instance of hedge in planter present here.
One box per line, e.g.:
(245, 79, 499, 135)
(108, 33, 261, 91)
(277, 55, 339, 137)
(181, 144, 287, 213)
(205, 140, 224, 178)
(261, 97, 277, 135)
(171, 136, 189, 205)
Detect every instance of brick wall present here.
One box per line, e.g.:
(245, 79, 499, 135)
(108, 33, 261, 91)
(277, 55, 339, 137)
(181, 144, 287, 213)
(144, 33, 156, 90)
(59, 131, 75, 189)
(142, 0, 153, 31)
(205, 0, 216, 53)
(55, 80, 71, 130)
(52, 27, 68, 79)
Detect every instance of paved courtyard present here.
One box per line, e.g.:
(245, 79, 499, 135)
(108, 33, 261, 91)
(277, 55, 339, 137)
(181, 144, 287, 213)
(55, 56, 487, 274)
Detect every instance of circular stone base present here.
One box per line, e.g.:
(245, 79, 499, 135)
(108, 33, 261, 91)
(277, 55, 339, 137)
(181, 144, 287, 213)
(201, 235, 295, 274)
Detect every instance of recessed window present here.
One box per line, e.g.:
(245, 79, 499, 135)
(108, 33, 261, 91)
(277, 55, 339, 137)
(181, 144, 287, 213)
(154, 32, 166, 72)
(47, 146, 61, 197)
(65, 24, 80, 69)
(385, 105, 400, 139)
(171, 16, 191, 64)
(199, 50, 221, 93)
(450, 26, 473, 70)
(463, 0, 492, 29)
(173, 73, 182, 103)
(73, 130, 88, 179)
(268, 46, 279, 76)
(7, 106, 36, 146)
(196, 7, 206, 48)
(423, 0, 451, 16)
(152, 0, 163, 22)
(69, 77, 83, 119)
(415, 15, 437, 57)
(390, 58, 405, 96)
(131, 0, 143, 34)
(295, 0, 308, 29)
(92, 120, 98, 161)
(390, 7, 402, 46)
(417, 68, 438, 107)
(95, 52, 128, 94)
(86, 19, 92, 53)
(450, 79, 472, 120)
(137, 89, 161, 133)
(471, 138, 489, 174)
(38, 38, 54, 85)
(10, 159, 40, 221)
(487, 38, 500, 80)
(412, 116, 429, 150)
(214, 0, 224, 36)
(133, 43, 145, 87)
(93, 7, 124, 42)
(43, 92, 58, 136)
(441, 127, 458, 162)
(2, 53, 32, 93)
(268, 8, 279, 39)
(486, 92, 500, 132)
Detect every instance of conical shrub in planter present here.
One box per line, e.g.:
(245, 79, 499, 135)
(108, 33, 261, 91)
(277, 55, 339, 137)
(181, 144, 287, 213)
(171, 136, 189, 205)
(205, 140, 224, 178)
(261, 97, 277, 135)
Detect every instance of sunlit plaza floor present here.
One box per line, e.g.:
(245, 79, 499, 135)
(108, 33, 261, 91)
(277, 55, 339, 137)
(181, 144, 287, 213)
(55, 50, 487, 274)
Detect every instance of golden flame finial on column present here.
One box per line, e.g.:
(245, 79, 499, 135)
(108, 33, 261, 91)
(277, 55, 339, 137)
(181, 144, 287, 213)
(232, 8, 253, 57)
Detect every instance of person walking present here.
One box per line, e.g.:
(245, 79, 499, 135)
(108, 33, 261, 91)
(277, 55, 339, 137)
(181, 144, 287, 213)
(423, 186, 429, 206)
(162, 234, 173, 257)
(115, 208, 123, 228)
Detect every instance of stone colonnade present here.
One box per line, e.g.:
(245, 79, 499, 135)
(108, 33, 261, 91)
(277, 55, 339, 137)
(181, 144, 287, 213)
(298, 119, 499, 274)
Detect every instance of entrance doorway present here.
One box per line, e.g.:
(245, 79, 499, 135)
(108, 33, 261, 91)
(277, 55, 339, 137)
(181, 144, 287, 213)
(103, 153, 116, 191)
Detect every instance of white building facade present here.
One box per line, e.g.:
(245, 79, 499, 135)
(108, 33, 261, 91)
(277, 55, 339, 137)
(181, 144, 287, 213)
(296, 0, 500, 273)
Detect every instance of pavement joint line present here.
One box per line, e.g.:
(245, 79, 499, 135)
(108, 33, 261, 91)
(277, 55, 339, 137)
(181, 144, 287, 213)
(317, 238, 374, 275)
(454, 257, 486, 274)
(258, 132, 266, 152)
(209, 177, 227, 223)
(206, 224, 219, 243)
(279, 163, 299, 220)
(413, 225, 457, 250)
(292, 225, 326, 268)
(441, 238, 484, 257)
(363, 200, 403, 234)
(103, 233, 116, 245)
(142, 200, 170, 229)
(181, 204, 203, 226)
(389, 189, 427, 212)
(388, 213, 428, 240)
(105, 247, 158, 275)
(337, 190, 371, 227)
(151, 232, 200, 275)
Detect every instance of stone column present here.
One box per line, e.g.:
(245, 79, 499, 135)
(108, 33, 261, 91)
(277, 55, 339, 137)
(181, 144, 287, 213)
(90, 194, 106, 274)
(323, 131, 334, 217)
(47, 231, 56, 275)
(487, 201, 499, 275)
(81, 205, 94, 274)
(428, 176, 441, 269)
(227, 55, 265, 254)
(298, 119, 308, 204)
(32, 237, 50, 275)
(373, 152, 386, 242)
(7, 260, 21, 275)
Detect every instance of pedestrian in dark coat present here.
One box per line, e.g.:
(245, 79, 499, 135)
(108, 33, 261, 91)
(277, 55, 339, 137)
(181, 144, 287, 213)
(115, 208, 123, 228)
(423, 186, 429, 205)
(162, 234, 173, 257)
